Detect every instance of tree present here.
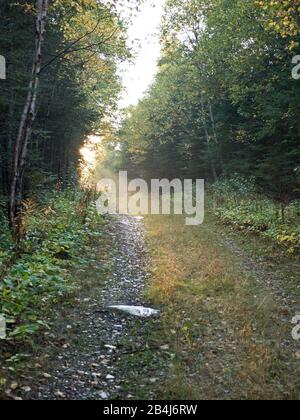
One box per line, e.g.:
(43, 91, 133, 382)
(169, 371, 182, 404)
(9, 0, 49, 237)
(0, 0, 132, 238)
(115, 0, 300, 201)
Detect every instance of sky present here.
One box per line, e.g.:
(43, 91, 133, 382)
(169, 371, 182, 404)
(118, 0, 165, 109)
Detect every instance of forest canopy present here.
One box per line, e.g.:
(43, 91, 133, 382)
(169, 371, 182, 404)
(0, 0, 133, 201)
(115, 0, 300, 205)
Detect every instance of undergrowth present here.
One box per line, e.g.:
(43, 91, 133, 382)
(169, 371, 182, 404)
(0, 189, 104, 343)
(210, 177, 300, 255)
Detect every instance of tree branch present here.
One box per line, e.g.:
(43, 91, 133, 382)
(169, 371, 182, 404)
(39, 19, 102, 74)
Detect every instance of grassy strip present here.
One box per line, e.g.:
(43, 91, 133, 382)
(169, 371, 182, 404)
(144, 213, 299, 400)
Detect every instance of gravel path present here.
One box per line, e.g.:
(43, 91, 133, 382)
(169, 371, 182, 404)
(22, 216, 162, 400)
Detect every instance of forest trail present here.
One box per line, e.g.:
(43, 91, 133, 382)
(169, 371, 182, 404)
(19, 216, 164, 400)
(11, 213, 299, 400)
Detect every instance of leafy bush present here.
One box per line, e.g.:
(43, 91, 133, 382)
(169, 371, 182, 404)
(0, 189, 104, 341)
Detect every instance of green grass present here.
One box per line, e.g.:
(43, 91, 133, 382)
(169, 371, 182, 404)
(144, 213, 299, 400)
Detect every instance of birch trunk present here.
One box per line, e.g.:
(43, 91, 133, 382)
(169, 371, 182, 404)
(200, 93, 217, 182)
(9, 0, 49, 237)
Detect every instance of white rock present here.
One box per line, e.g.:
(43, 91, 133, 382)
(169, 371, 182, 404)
(100, 391, 109, 400)
(108, 305, 159, 318)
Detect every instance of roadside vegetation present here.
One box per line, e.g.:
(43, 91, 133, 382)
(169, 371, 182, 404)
(0, 188, 106, 394)
(210, 177, 300, 256)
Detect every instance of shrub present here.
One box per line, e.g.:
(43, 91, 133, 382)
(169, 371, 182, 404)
(0, 189, 104, 341)
(210, 177, 300, 254)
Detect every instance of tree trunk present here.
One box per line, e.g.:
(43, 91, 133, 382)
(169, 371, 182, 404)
(200, 93, 217, 182)
(9, 0, 49, 238)
(209, 102, 224, 176)
(209, 103, 218, 144)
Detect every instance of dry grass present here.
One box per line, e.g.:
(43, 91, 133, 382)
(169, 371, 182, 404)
(145, 214, 299, 400)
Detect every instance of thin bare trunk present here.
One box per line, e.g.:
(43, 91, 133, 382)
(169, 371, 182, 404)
(209, 102, 224, 173)
(209, 103, 218, 144)
(200, 93, 217, 182)
(9, 0, 49, 237)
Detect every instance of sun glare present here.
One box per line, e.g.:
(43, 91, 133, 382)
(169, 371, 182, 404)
(80, 145, 95, 165)
(79, 135, 101, 186)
